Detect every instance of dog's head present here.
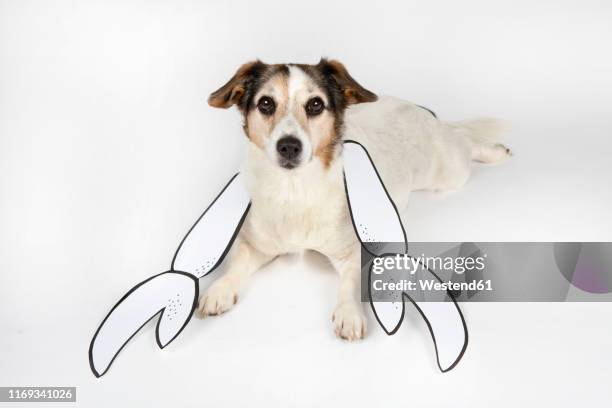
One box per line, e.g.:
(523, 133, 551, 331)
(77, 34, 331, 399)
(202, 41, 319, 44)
(208, 59, 377, 170)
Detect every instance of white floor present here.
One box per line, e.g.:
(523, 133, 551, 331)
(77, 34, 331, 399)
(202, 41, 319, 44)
(1, 1, 612, 407)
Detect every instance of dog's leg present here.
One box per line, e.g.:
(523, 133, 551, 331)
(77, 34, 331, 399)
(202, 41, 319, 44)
(328, 246, 367, 340)
(196, 237, 274, 317)
(472, 143, 512, 163)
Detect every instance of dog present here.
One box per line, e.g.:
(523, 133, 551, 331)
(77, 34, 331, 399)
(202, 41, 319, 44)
(196, 59, 510, 340)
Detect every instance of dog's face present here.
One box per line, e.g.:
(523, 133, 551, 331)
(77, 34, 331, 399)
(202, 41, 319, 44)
(208, 59, 377, 169)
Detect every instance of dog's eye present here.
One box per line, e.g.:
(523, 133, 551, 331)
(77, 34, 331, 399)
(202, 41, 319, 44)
(257, 96, 276, 115)
(305, 97, 325, 116)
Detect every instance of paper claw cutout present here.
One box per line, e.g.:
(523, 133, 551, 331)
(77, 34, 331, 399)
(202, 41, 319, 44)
(343, 140, 468, 372)
(89, 271, 198, 377)
(89, 141, 468, 377)
(367, 263, 468, 372)
(89, 174, 250, 377)
(343, 141, 407, 252)
(172, 173, 251, 277)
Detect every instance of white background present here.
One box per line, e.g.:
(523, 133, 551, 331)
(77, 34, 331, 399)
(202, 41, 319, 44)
(1, 0, 612, 406)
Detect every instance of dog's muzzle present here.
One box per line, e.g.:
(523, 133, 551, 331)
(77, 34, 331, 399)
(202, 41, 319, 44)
(276, 135, 302, 169)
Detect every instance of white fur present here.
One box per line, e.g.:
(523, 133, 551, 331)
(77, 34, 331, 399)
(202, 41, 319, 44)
(263, 66, 319, 165)
(198, 87, 509, 340)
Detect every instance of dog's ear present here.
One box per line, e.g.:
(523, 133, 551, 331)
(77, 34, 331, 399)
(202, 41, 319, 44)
(208, 61, 266, 109)
(317, 59, 377, 105)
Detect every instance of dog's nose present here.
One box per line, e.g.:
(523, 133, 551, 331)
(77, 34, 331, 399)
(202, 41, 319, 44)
(276, 136, 302, 160)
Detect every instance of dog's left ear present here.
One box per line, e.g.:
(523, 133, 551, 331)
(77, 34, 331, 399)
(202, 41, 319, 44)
(208, 60, 266, 110)
(317, 59, 377, 105)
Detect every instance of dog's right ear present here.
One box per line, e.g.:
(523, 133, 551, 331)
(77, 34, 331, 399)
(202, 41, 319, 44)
(208, 61, 265, 110)
(317, 59, 377, 106)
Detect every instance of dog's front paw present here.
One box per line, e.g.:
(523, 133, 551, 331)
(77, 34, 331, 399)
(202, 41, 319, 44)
(196, 279, 239, 317)
(332, 302, 367, 341)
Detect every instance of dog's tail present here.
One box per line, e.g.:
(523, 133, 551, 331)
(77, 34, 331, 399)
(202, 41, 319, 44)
(443, 118, 512, 163)
(444, 117, 508, 145)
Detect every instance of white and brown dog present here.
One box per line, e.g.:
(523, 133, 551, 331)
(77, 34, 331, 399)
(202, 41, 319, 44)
(197, 59, 510, 340)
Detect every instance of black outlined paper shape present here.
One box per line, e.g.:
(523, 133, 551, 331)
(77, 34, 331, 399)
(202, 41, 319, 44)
(89, 271, 198, 377)
(89, 174, 250, 377)
(172, 173, 251, 277)
(343, 140, 468, 372)
(90, 143, 468, 377)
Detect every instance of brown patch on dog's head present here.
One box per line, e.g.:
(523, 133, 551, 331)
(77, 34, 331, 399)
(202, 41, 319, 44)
(208, 59, 376, 170)
(244, 72, 289, 149)
(208, 60, 277, 111)
(296, 59, 377, 166)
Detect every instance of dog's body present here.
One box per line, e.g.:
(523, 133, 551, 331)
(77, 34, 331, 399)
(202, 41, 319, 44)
(197, 61, 510, 339)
